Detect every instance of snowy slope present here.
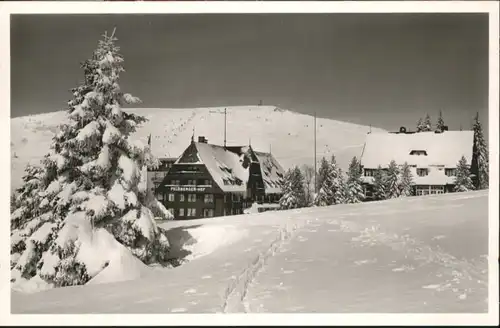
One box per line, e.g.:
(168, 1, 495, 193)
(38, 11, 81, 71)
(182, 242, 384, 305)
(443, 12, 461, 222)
(11, 190, 489, 314)
(10, 106, 385, 191)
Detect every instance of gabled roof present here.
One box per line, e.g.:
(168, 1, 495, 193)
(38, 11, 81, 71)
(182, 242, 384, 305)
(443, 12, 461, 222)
(361, 131, 474, 169)
(175, 142, 250, 193)
(175, 142, 285, 194)
(254, 151, 285, 194)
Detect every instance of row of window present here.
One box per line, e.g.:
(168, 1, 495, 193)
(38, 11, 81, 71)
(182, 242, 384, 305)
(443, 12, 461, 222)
(167, 208, 215, 217)
(160, 193, 214, 203)
(167, 208, 243, 217)
(363, 168, 457, 177)
(415, 185, 445, 195)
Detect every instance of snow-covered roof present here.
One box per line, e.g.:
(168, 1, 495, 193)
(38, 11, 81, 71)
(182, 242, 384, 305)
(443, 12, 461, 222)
(361, 131, 474, 169)
(175, 141, 285, 195)
(195, 142, 250, 193)
(254, 151, 285, 194)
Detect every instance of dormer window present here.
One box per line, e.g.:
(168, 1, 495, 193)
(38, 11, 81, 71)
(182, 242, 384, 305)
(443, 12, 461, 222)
(445, 168, 456, 177)
(410, 150, 428, 156)
(417, 168, 429, 177)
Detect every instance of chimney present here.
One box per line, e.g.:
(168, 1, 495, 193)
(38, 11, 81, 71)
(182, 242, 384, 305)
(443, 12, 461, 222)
(198, 136, 207, 143)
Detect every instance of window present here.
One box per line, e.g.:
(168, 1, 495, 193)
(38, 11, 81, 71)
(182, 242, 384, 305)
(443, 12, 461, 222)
(168, 208, 175, 216)
(232, 194, 240, 202)
(171, 180, 180, 186)
(168, 193, 175, 202)
(224, 194, 228, 202)
(364, 169, 374, 177)
(430, 185, 444, 195)
(158, 193, 164, 201)
(187, 208, 196, 217)
(415, 186, 430, 196)
(179, 208, 185, 216)
(188, 194, 197, 202)
(203, 209, 214, 217)
(204, 194, 214, 204)
(417, 168, 429, 177)
(410, 150, 428, 156)
(187, 180, 196, 186)
(204, 179, 212, 186)
(180, 194, 185, 202)
(445, 168, 456, 177)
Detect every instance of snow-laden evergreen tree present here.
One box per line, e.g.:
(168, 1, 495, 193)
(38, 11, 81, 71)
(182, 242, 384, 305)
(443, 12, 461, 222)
(315, 157, 329, 194)
(314, 155, 343, 206)
(344, 156, 364, 203)
(454, 156, 475, 192)
(471, 112, 489, 189)
(279, 166, 307, 210)
(10, 29, 172, 288)
(335, 168, 347, 204)
(372, 165, 388, 201)
(385, 160, 401, 199)
(436, 110, 446, 131)
(398, 162, 414, 197)
(422, 113, 432, 132)
(416, 117, 425, 132)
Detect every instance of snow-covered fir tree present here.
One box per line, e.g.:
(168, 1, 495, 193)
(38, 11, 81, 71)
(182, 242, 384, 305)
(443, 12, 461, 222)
(422, 113, 432, 132)
(416, 117, 425, 132)
(385, 160, 400, 199)
(314, 155, 343, 206)
(344, 156, 364, 204)
(471, 112, 489, 189)
(279, 166, 307, 210)
(10, 29, 172, 288)
(372, 165, 388, 201)
(436, 110, 446, 131)
(454, 156, 475, 192)
(315, 157, 329, 193)
(398, 162, 414, 197)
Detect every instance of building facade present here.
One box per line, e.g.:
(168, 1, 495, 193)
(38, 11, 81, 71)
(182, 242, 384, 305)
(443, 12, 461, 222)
(156, 136, 285, 220)
(360, 128, 475, 200)
(147, 157, 178, 195)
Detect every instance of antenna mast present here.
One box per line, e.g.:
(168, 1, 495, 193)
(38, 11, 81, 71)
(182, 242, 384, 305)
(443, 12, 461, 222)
(314, 112, 317, 195)
(224, 108, 227, 148)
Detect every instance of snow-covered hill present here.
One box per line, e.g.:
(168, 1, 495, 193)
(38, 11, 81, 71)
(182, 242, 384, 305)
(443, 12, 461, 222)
(10, 190, 489, 316)
(10, 106, 386, 191)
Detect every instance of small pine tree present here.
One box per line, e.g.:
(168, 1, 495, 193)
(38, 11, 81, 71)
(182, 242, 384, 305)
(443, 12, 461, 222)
(422, 113, 432, 132)
(279, 166, 307, 209)
(313, 155, 343, 206)
(344, 157, 364, 203)
(385, 160, 400, 199)
(416, 117, 425, 132)
(436, 110, 446, 131)
(372, 165, 388, 201)
(334, 168, 347, 204)
(316, 157, 329, 193)
(454, 156, 475, 192)
(471, 112, 489, 189)
(399, 162, 414, 197)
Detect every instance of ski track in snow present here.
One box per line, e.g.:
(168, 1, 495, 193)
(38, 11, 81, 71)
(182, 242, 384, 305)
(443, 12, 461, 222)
(221, 217, 311, 313)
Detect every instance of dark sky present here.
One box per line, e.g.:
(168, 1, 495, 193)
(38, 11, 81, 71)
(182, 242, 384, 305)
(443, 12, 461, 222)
(11, 13, 489, 134)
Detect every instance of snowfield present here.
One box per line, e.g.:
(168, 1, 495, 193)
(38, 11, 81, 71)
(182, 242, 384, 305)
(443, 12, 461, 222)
(11, 190, 489, 314)
(10, 106, 386, 191)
